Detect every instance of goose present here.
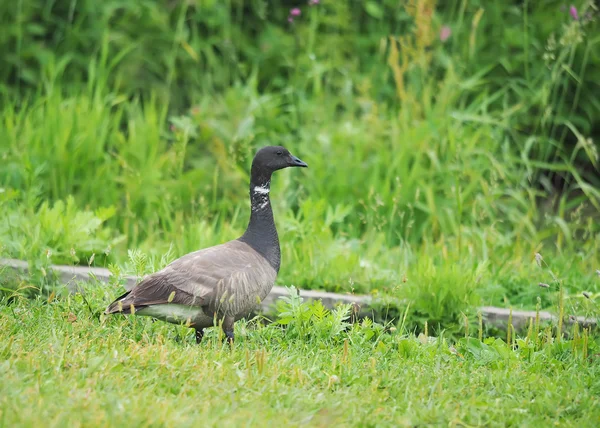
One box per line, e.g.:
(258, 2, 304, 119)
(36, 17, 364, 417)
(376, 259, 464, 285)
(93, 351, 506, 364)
(105, 145, 308, 343)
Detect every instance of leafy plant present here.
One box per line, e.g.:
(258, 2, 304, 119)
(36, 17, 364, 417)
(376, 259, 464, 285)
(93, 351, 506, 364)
(400, 257, 487, 337)
(275, 286, 353, 342)
(0, 194, 123, 267)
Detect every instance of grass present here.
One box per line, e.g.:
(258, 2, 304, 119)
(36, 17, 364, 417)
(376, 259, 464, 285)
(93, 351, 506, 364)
(1, 4, 598, 314)
(1, 283, 599, 427)
(1, 4, 600, 423)
(2, 79, 599, 304)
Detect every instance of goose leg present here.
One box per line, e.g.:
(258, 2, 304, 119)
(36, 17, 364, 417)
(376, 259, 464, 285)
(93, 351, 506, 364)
(222, 316, 235, 345)
(195, 328, 204, 344)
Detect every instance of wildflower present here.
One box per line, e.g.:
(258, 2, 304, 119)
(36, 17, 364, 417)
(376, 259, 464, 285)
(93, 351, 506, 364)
(288, 8, 301, 23)
(583, 291, 590, 299)
(569, 5, 579, 20)
(534, 253, 543, 267)
(439, 25, 451, 42)
(309, 0, 320, 5)
(538, 282, 550, 288)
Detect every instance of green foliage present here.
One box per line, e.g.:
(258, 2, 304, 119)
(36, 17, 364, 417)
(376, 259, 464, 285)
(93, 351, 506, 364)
(402, 257, 486, 336)
(0, 1, 599, 327)
(1, 2, 600, 421)
(0, 193, 122, 266)
(274, 286, 353, 342)
(457, 337, 516, 367)
(1, 282, 599, 426)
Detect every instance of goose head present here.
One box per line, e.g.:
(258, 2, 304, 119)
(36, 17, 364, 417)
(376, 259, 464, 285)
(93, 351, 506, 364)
(251, 146, 308, 175)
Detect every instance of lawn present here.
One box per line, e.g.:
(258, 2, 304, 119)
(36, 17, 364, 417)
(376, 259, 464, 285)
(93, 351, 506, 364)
(1, 1, 600, 425)
(1, 283, 599, 427)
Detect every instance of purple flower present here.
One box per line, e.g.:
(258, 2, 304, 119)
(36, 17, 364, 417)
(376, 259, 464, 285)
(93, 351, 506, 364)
(569, 5, 579, 20)
(309, 0, 320, 5)
(288, 16, 294, 23)
(439, 26, 451, 42)
(290, 8, 302, 16)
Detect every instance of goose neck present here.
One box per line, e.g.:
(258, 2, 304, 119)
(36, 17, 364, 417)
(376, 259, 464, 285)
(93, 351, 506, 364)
(239, 178, 281, 271)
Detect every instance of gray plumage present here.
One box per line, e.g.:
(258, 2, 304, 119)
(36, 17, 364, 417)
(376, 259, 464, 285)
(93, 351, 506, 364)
(105, 145, 308, 344)
(106, 241, 277, 326)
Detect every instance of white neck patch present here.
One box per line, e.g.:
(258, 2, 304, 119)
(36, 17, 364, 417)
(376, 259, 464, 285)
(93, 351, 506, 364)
(253, 185, 270, 195)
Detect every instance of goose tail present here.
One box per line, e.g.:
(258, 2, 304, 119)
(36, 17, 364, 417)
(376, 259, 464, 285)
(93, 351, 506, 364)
(105, 290, 134, 314)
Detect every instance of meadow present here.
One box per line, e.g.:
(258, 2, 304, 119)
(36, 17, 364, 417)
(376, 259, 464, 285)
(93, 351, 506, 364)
(1, 0, 600, 425)
(1, 283, 599, 426)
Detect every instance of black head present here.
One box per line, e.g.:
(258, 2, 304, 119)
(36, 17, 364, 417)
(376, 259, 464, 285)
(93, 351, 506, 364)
(251, 146, 308, 174)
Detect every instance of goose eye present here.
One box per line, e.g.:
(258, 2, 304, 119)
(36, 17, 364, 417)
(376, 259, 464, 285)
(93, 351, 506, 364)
(276, 151, 283, 156)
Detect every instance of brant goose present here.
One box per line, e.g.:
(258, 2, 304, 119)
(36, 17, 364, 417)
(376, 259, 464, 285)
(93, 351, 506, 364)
(105, 146, 307, 344)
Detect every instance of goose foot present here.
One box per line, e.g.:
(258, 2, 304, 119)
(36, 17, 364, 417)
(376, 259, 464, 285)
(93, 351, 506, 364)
(195, 328, 204, 344)
(222, 316, 235, 347)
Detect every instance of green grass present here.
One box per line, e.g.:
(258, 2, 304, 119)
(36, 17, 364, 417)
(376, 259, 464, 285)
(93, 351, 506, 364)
(1, 0, 599, 368)
(2, 79, 599, 306)
(1, 2, 600, 426)
(1, 283, 599, 426)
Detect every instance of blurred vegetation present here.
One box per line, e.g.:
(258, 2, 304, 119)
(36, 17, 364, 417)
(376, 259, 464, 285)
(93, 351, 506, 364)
(1, 0, 599, 328)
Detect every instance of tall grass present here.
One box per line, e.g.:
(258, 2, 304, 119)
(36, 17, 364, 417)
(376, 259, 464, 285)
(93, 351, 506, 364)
(1, 1, 599, 325)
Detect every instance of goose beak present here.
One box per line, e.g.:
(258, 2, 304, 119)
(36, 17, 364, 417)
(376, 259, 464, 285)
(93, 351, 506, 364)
(289, 154, 308, 168)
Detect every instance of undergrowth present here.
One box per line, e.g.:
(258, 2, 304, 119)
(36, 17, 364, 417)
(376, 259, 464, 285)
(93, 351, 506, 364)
(0, 283, 599, 426)
(0, 2, 599, 326)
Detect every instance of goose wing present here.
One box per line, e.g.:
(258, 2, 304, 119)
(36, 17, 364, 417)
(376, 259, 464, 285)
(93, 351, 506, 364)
(105, 240, 275, 313)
